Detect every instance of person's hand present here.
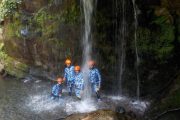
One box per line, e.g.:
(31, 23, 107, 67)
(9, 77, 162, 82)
(59, 94, 62, 97)
(95, 87, 100, 92)
(80, 91, 83, 96)
(97, 86, 100, 92)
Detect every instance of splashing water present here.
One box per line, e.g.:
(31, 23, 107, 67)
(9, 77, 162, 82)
(27, 94, 62, 113)
(65, 99, 97, 114)
(27, 94, 97, 115)
(107, 95, 150, 114)
(81, 0, 96, 100)
(132, 0, 140, 100)
(0, 77, 150, 120)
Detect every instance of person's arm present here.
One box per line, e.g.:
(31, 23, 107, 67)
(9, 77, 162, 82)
(96, 69, 101, 90)
(63, 69, 67, 81)
(80, 78, 84, 90)
(52, 85, 56, 94)
(72, 66, 75, 83)
(59, 86, 62, 97)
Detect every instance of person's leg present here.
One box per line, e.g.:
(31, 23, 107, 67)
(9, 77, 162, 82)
(69, 88, 72, 96)
(91, 83, 94, 93)
(71, 82, 74, 94)
(96, 91, 101, 99)
(70, 82, 73, 96)
(94, 85, 101, 100)
(51, 94, 59, 100)
(75, 89, 81, 99)
(51, 94, 55, 100)
(67, 82, 72, 96)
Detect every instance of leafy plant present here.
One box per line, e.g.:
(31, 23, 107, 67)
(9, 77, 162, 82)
(61, 4, 80, 25)
(137, 23, 175, 62)
(0, 0, 22, 21)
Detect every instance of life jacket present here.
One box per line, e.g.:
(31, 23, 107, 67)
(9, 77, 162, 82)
(64, 66, 75, 82)
(52, 84, 62, 96)
(75, 72, 84, 90)
(89, 68, 101, 85)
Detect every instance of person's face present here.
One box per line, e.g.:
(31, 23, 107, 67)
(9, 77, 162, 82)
(66, 63, 71, 67)
(89, 64, 93, 69)
(88, 61, 94, 69)
(57, 78, 63, 84)
(75, 70, 80, 74)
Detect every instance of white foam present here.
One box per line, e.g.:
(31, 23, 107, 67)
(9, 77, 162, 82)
(27, 94, 97, 114)
(23, 79, 31, 83)
(35, 80, 42, 83)
(109, 95, 127, 101)
(108, 95, 150, 113)
(65, 99, 97, 114)
(130, 100, 149, 112)
(26, 94, 63, 113)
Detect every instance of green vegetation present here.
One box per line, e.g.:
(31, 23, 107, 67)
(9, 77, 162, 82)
(34, 2, 80, 30)
(0, 0, 22, 21)
(61, 3, 80, 25)
(137, 16, 175, 62)
(0, 42, 28, 78)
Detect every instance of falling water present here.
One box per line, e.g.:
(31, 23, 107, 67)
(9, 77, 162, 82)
(118, 0, 126, 95)
(20, 25, 28, 55)
(132, 0, 140, 100)
(114, 0, 127, 95)
(81, 0, 96, 99)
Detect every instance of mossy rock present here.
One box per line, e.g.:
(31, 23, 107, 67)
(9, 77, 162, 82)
(3, 56, 29, 78)
(0, 43, 29, 78)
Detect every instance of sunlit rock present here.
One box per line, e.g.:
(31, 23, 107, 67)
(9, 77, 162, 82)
(64, 110, 136, 120)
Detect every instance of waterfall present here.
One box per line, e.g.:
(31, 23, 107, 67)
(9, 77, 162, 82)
(20, 25, 28, 54)
(132, 0, 140, 100)
(81, 0, 96, 99)
(118, 0, 126, 95)
(114, 0, 127, 95)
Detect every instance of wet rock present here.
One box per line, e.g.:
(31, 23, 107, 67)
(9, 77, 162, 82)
(1, 0, 81, 77)
(64, 110, 136, 120)
(115, 106, 126, 114)
(146, 73, 180, 118)
(127, 111, 137, 119)
(21, 0, 49, 13)
(3, 57, 29, 78)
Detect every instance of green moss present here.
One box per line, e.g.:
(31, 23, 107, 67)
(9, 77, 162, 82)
(5, 20, 21, 39)
(34, 1, 80, 25)
(61, 3, 80, 25)
(0, 0, 22, 21)
(0, 42, 29, 78)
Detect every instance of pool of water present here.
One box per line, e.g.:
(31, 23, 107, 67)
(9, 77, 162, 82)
(0, 76, 150, 120)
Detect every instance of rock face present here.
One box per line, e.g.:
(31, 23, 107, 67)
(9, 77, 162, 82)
(146, 73, 180, 119)
(64, 110, 136, 120)
(1, 0, 81, 78)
